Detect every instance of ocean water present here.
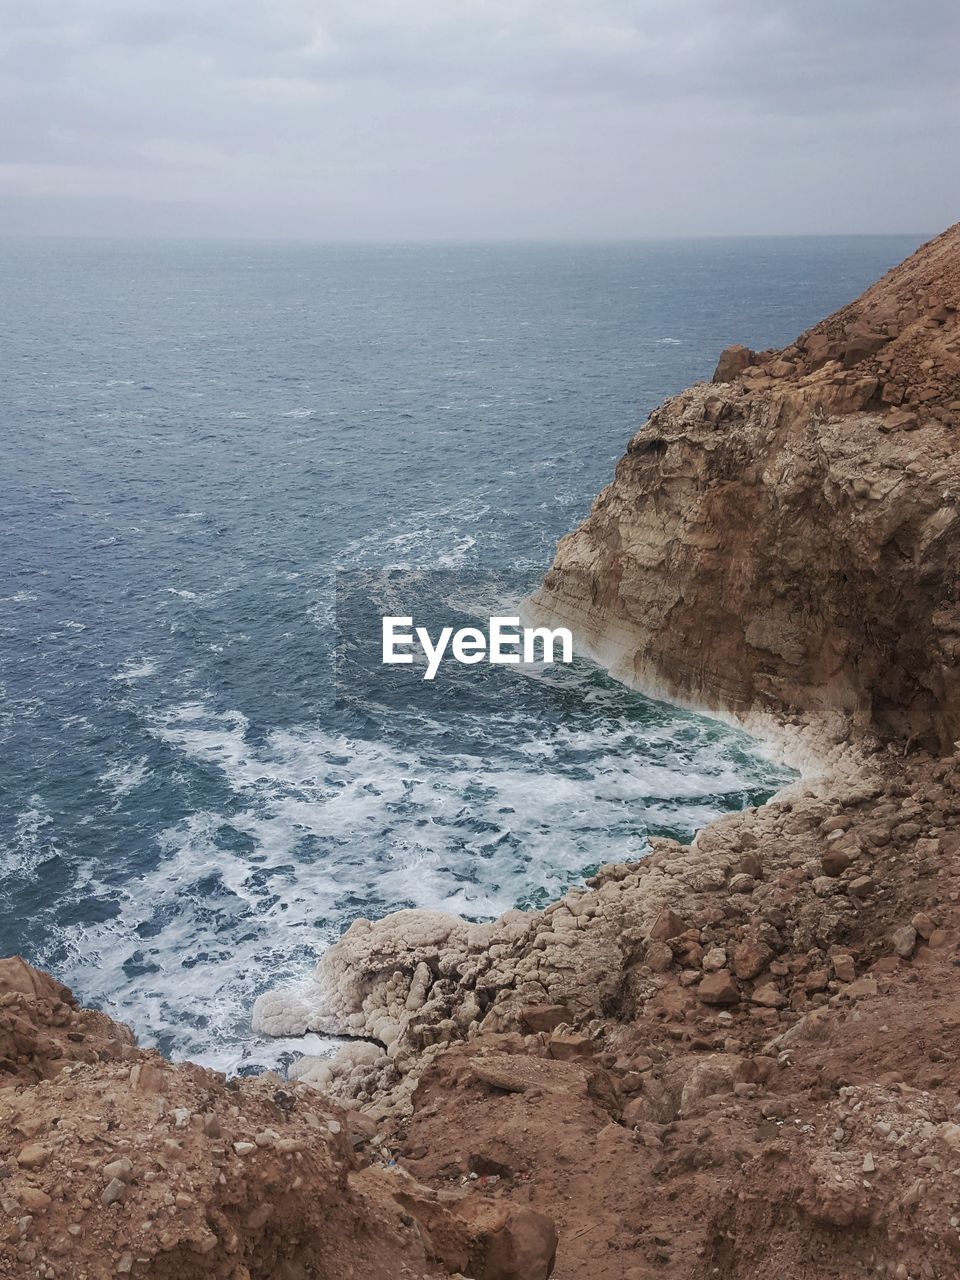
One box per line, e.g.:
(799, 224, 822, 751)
(0, 235, 921, 1072)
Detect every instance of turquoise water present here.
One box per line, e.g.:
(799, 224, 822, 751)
(0, 236, 919, 1070)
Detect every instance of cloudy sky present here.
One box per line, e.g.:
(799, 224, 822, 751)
(1, 0, 957, 239)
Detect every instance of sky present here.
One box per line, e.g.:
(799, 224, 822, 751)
(1, 0, 958, 240)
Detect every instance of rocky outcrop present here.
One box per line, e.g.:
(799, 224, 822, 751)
(529, 222, 960, 752)
(0, 958, 558, 1279)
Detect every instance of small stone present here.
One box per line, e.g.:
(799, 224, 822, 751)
(848, 875, 876, 898)
(713, 344, 756, 382)
(701, 946, 727, 972)
(645, 939, 674, 973)
(821, 816, 852, 834)
(202, 1113, 222, 1139)
(728, 873, 756, 894)
(812, 876, 841, 897)
(116, 1252, 134, 1275)
(750, 983, 787, 1009)
(732, 941, 773, 981)
(832, 954, 856, 983)
(517, 1004, 569, 1033)
(821, 848, 854, 877)
(804, 968, 829, 993)
(845, 976, 878, 1001)
(548, 1032, 594, 1061)
(196, 1229, 218, 1254)
(911, 912, 936, 940)
(736, 853, 763, 879)
(101, 1178, 126, 1207)
(891, 925, 917, 958)
(327, 1120, 342, 1135)
(233, 1142, 257, 1156)
(862, 1153, 876, 1173)
(16, 1145, 50, 1171)
(19, 1188, 51, 1214)
(697, 970, 740, 1006)
(928, 928, 948, 948)
(902, 1180, 924, 1209)
(103, 1158, 134, 1184)
(648, 909, 687, 941)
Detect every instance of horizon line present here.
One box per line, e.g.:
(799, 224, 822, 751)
(0, 229, 935, 248)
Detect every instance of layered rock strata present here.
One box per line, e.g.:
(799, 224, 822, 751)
(528, 222, 960, 751)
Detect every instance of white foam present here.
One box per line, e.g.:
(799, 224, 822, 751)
(112, 658, 158, 681)
(99, 758, 151, 798)
(39, 674, 790, 1075)
(1, 800, 59, 881)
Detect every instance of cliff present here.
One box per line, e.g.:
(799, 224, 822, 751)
(530, 223, 960, 752)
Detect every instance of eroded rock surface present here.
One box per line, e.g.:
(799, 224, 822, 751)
(530, 221, 960, 751)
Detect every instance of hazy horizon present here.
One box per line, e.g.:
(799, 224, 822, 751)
(2, 1, 957, 241)
(0, 229, 940, 245)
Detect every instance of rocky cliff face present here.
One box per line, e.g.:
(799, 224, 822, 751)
(530, 223, 960, 753)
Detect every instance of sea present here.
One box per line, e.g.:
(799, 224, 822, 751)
(0, 234, 922, 1072)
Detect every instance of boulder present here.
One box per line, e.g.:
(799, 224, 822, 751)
(697, 970, 740, 1006)
(712, 344, 756, 383)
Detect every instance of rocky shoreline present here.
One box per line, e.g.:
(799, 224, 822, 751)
(3, 225, 960, 1278)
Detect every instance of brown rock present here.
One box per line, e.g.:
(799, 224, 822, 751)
(697, 970, 740, 1006)
(750, 983, 787, 1009)
(842, 327, 889, 367)
(731, 940, 773, 981)
(844, 976, 878, 1001)
(848, 875, 876, 899)
(712, 345, 756, 383)
(736, 852, 763, 879)
(644, 940, 674, 973)
(547, 1033, 593, 1062)
(467, 1205, 558, 1280)
(891, 925, 917, 958)
(821, 848, 854, 877)
(804, 968, 829, 993)
(727, 873, 756, 894)
(911, 911, 937, 940)
(517, 1004, 570, 1034)
(832, 954, 856, 983)
(16, 1144, 50, 1170)
(648, 909, 687, 941)
(19, 1187, 52, 1214)
(100, 1177, 126, 1207)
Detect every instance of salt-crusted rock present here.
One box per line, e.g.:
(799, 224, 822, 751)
(253, 909, 478, 1049)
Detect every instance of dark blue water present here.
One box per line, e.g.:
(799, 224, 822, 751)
(0, 236, 920, 1069)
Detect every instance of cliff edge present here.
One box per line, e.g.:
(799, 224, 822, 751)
(531, 223, 960, 752)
